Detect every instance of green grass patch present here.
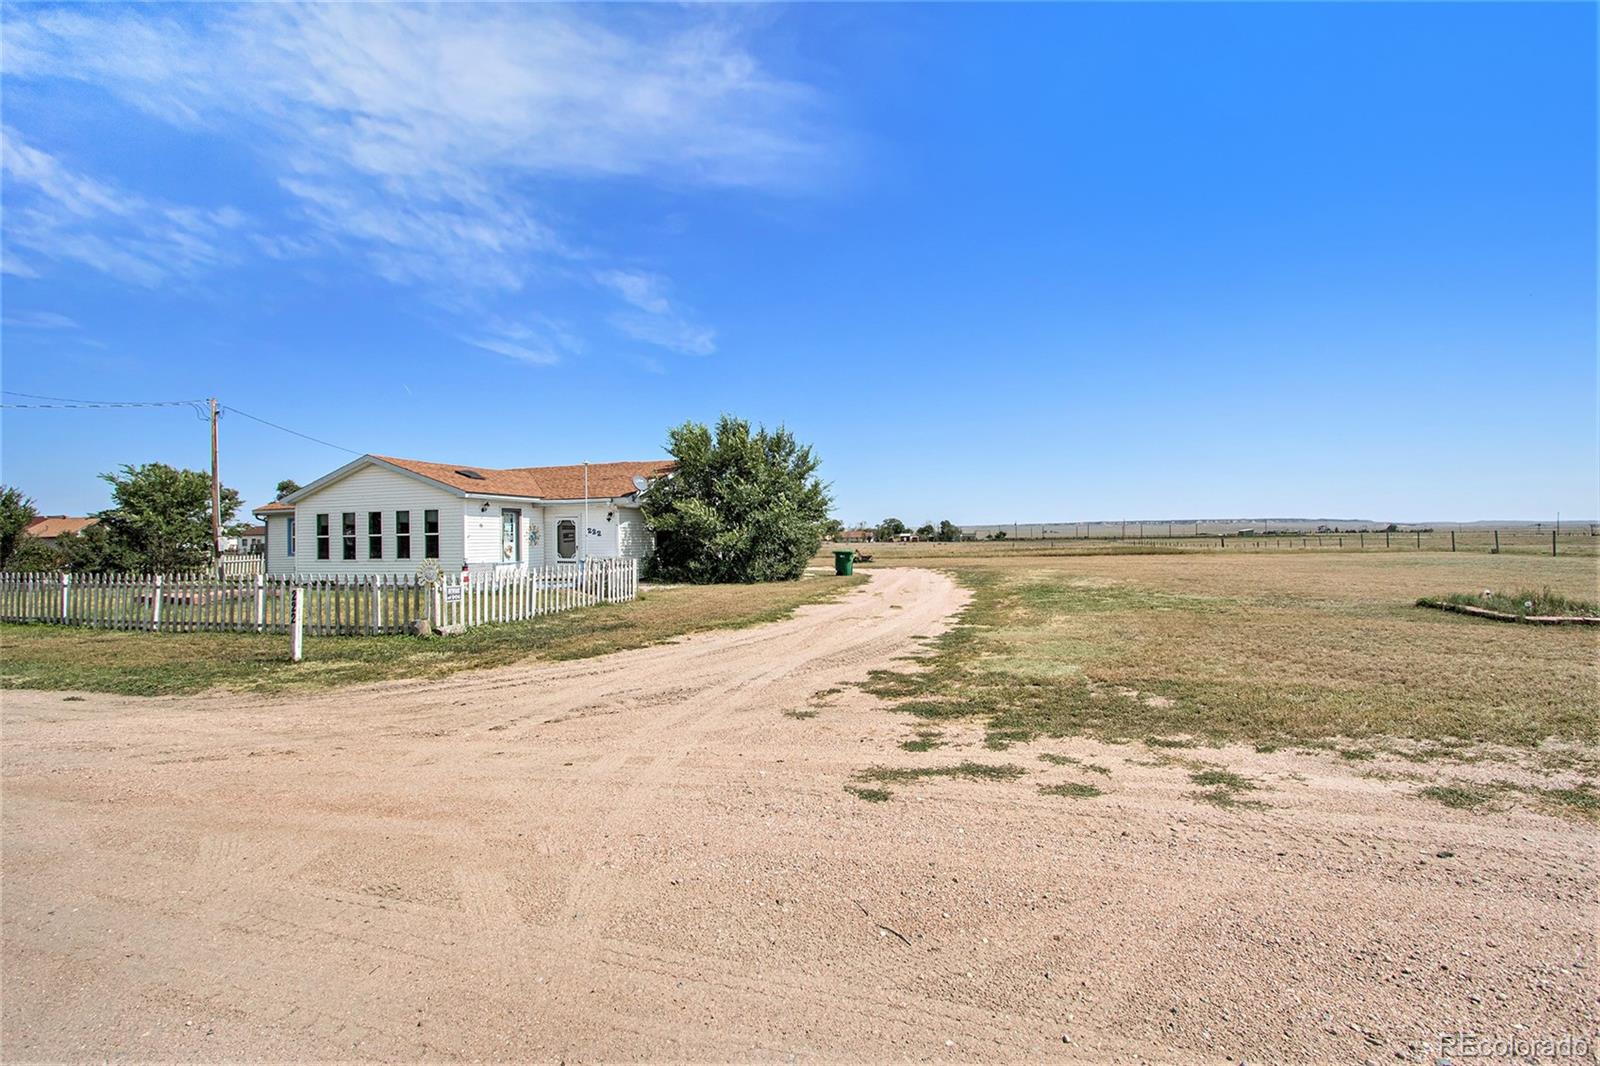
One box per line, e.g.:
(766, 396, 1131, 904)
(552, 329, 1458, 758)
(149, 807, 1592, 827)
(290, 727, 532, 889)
(899, 729, 945, 752)
(1038, 753, 1110, 775)
(1420, 587, 1600, 620)
(1039, 782, 1103, 799)
(1189, 767, 1257, 791)
(1417, 783, 1495, 810)
(784, 709, 818, 720)
(1338, 747, 1377, 761)
(856, 760, 1026, 785)
(0, 575, 866, 697)
(845, 785, 892, 803)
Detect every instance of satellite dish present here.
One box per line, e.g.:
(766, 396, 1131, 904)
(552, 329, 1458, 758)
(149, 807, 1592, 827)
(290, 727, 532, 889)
(631, 475, 651, 493)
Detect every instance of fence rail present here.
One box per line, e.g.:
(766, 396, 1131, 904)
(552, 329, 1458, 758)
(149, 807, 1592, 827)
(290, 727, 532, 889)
(0, 558, 639, 637)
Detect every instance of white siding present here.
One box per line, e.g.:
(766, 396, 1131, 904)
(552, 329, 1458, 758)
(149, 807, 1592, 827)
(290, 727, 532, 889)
(287, 464, 465, 575)
(460, 499, 541, 576)
(618, 507, 654, 560)
(264, 514, 294, 575)
(540, 502, 621, 562)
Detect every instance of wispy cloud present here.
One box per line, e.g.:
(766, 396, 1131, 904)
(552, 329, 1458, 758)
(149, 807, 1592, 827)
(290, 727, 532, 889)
(596, 268, 716, 355)
(1, 126, 249, 287)
(2, 310, 79, 330)
(3, 4, 828, 361)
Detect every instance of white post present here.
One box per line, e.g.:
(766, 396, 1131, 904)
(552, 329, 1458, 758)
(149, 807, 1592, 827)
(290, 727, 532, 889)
(371, 577, 382, 634)
(254, 573, 266, 632)
(152, 575, 163, 631)
(60, 572, 70, 623)
(290, 587, 305, 662)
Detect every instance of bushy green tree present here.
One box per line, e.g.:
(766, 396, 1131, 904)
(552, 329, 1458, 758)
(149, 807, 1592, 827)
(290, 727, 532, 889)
(0, 486, 45, 570)
(820, 518, 844, 540)
(937, 519, 962, 542)
(95, 463, 242, 573)
(275, 479, 302, 500)
(643, 416, 832, 583)
(55, 523, 136, 573)
(876, 517, 906, 541)
(915, 522, 935, 539)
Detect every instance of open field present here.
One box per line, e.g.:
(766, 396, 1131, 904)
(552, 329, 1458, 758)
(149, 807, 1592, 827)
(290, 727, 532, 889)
(0, 574, 864, 696)
(846, 549, 1599, 758)
(833, 526, 1600, 557)
(4, 559, 1596, 1060)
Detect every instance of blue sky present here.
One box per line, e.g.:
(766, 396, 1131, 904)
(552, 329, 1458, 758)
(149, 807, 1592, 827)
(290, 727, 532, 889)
(3, 2, 1594, 526)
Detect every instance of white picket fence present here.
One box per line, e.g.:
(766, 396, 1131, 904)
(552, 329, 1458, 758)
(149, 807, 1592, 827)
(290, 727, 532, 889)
(434, 558, 638, 631)
(216, 554, 264, 579)
(0, 558, 638, 637)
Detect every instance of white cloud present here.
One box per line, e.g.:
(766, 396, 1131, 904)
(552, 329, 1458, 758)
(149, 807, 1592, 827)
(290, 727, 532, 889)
(1, 126, 249, 287)
(465, 314, 583, 368)
(2, 310, 78, 329)
(4, 4, 826, 358)
(595, 270, 672, 315)
(610, 310, 717, 357)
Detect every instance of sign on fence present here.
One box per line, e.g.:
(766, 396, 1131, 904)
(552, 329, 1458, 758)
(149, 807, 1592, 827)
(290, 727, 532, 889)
(444, 584, 463, 605)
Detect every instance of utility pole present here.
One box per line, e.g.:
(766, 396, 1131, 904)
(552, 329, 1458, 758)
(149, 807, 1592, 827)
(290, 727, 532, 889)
(210, 397, 222, 560)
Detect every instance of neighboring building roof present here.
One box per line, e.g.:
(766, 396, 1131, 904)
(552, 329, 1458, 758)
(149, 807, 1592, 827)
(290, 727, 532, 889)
(25, 516, 97, 539)
(255, 455, 674, 516)
(240, 524, 267, 537)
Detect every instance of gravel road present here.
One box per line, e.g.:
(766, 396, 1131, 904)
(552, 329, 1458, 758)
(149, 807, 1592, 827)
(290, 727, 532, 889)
(3, 568, 1594, 1062)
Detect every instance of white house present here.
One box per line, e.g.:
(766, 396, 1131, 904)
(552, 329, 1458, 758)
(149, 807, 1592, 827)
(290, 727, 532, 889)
(251, 454, 672, 577)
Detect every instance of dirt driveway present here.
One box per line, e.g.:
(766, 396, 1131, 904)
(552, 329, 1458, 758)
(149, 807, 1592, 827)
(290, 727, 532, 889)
(3, 568, 1595, 1062)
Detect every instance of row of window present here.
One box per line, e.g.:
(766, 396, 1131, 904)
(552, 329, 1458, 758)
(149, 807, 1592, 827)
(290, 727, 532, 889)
(285, 510, 440, 561)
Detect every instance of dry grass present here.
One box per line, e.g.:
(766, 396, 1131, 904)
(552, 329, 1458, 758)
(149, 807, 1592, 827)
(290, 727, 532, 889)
(0, 575, 866, 696)
(861, 551, 1598, 752)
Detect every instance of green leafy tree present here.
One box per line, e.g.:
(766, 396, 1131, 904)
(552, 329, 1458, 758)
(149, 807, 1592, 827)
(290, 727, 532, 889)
(275, 479, 302, 500)
(876, 517, 906, 541)
(643, 416, 832, 583)
(990, 529, 1007, 540)
(820, 518, 844, 540)
(937, 519, 962, 542)
(0, 486, 42, 570)
(95, 463, 243, 573)
(915, 522, 936, 539)
(55, 524, 135, 574)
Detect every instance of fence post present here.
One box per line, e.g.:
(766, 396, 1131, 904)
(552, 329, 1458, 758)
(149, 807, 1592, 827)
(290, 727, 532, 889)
(372, 577, 383, 633)
(1416, 531, 1421, 549)
(1552, 531, 1558, 557)
(290, 587, 305, 662)
(59, 573, 70, 623)
(1451, 530, 1456, 552)
(1493, 530, 1499, 554)
(255, 573, 266, 632)
(152, 575, 163, 631)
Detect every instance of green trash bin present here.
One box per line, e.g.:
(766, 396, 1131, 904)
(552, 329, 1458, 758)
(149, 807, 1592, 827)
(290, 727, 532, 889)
(833, 549, 855, 576)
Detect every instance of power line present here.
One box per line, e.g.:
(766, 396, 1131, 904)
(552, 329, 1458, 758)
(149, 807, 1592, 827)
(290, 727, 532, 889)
(221, 404, 361, 455)
(1, 390, 206, 411)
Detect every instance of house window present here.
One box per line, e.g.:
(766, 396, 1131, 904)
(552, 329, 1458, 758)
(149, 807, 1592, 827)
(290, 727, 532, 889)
(424, 509, 439, 559)
(286, 516, 296, 557)
(368, 511, 383, 559)
(501, 508, 521, 562)
(342, 512, 356, 560)
(557, 519, 577, 560)
(316, 514, 330, 560)
(395, 511, 410, 560)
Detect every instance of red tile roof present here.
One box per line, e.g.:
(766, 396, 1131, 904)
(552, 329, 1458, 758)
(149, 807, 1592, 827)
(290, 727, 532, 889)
(25, 516, 97, 538)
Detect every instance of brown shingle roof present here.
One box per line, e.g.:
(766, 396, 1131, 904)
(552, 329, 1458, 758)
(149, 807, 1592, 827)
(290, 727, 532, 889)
(253, 500, 292, 515)
(25, 516, 97, 538)
(372, 455, 673, 500)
